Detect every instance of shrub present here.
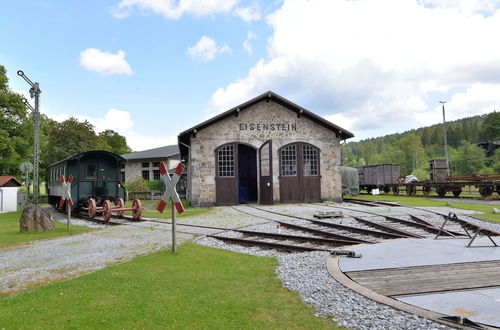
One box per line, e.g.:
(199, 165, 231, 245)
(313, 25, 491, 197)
(145, 179, 164, 191)
(123, 177, 149, 192)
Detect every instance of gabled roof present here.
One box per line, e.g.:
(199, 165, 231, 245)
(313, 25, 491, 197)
(0, 176, 22, 187)
(178, 91, 354, 158)
(122, 145, 179, 161)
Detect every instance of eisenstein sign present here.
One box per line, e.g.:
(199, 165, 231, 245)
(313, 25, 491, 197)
(239, 122, 297, 131)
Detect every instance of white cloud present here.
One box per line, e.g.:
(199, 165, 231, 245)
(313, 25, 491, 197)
(187, 36, 232, 62)
(112, 0, 239, 20)
(207, 0, 500, 139)
(234, 4, 261, 22)
(243, 30, 257, 54)
(80, 48, 133, 75)
(417, 0, 500, 15)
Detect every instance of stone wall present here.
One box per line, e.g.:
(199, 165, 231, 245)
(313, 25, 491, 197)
(188, 99, 343, 206)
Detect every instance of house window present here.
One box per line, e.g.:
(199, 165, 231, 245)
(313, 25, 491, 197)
(142, 170, 150, 181)
(152, 161, 160, 167)
(87, 164, 96, 179)
(217, 144, 235, 177)
(281, 145, 297, 176)
(142, 162, 150, 168)
(303, 144, 319, 176)
(153, 170, 161, 180)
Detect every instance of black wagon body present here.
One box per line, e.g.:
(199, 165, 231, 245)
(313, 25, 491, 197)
(47, 150, 126, 210)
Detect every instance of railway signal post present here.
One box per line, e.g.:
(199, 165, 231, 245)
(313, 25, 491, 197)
(59, 175, 74, 230)
(17, 70, 41, 205)
(157, 162, 185, 253)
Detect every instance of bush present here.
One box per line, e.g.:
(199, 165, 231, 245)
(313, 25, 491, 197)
(123, 177, 149, 192)
(145, 180, 164, 191)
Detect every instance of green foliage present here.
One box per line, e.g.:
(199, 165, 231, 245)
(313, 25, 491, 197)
(98, 129, 132, 155)
(144, 179, 164, 191)
(479, 111, 500, 141)
(123, 177, 149, 192)
(450, 141, 486, 175)
(411, 168, 429, 181)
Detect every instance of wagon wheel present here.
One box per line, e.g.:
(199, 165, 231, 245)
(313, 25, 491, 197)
(452, 188, 462, 197)
(115, 198, 125, 217)
(406, 185, 416, 196)
(436, 187, 446, 197)
(132, 199, 142, 221)
(366, 188, 372, 194)
(479, 186, 493, 197)
(87, 198, 97, 218)
(383, 186, 391, 193)
(102, 200, 112, 222)
(392, 186, 399, 195)
(422, 185, 431, 196)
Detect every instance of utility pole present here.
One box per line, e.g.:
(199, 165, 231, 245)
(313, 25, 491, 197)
(18, 70, 41, 205)
(439, 101, 450, 175)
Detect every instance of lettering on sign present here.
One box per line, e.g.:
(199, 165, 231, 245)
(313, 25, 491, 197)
(239, 122, 297, 131)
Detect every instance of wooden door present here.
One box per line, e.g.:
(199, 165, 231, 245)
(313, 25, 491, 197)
(279, 142, 321, 203)
(215, 143, 238, 205)
(259, 140, 273, 204)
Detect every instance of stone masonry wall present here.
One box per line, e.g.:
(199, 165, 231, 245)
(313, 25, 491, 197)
(188, 99, 342, 206)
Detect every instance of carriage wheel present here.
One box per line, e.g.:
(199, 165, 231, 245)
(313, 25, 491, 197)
(406, 185, 416, 196)
(392, 186, 399, 195)
(479, 186, 493, 197)
(452, 188, 462, 197)
(132, 199, 142, 221)
(87, 198, 97, 218)
(436, 187, 446, 197)
(422, 185, 431, 196)
(102, 200, 112, 222)
(115, 198, 125, 217)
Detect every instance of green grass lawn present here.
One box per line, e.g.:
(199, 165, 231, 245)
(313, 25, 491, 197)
(0, 210, 95, 247)
(126, 199, 213, 220)
(0, 243, 340, 329)
(348, 194, 500, 223)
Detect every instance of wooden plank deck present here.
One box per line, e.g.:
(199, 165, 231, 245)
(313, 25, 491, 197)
(345, 260, 500, 297)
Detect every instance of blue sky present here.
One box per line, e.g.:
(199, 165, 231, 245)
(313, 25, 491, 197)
(2, 0, 500, 150)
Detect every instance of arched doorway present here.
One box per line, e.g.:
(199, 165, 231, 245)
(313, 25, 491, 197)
(278, 142, 321, 203)
(215, 143, 258, 205)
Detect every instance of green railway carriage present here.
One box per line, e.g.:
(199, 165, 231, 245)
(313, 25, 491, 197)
(47, 150, 126, 210)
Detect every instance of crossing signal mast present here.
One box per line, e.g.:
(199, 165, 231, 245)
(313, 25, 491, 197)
(17, 70, 41, 205)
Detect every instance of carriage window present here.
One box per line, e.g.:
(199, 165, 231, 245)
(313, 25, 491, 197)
(260, 143, 270, 176)
(121, 171, 126, 182)
(281, 145, 297, 176)
(142, 170, 150, 181)
(218, 145, 235, 177)
(86, 164, 96, 179)
(303, 145, 319, 176)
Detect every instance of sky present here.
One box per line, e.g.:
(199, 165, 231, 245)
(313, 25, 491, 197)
(2, 0, 500, 151)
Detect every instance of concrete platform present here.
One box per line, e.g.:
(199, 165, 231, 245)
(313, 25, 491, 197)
(337, 238, 500, 328)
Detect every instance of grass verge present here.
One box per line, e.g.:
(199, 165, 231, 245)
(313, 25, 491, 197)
(126, 199, 213, 220)
(348, 194, 500, 223)
(0, 210, 94, 247)
(0, 243, 339, 329)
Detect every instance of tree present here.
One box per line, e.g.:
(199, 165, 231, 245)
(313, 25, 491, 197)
(450, 141, 486, 175)
(98, 129, 132, 155)
(398, 133, 425, 174)
(46, 118, 100, 165)
(479, 111, 500, 141)
(0, 65, 32, 177)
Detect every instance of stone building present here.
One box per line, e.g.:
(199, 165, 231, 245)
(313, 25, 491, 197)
(178, 91, 354, 206)
(121, 145, 181, 182)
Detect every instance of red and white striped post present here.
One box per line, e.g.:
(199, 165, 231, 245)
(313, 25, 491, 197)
(58, 174, 74, 230)
(157, 162, 185, 253)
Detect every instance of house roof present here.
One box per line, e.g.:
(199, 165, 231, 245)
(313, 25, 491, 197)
(0, 176, 22, 187)
(122, 145, 180, 161)
(178, 91, 354, 158)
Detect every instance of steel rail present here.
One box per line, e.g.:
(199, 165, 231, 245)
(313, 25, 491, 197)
(350, 216, 425, 238)
(208, 235, 358, 256)
(246, 205, 406, 239)
(237, 228, 366, 245)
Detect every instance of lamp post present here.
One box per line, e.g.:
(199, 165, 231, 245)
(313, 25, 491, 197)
(439, 101, 450, 175)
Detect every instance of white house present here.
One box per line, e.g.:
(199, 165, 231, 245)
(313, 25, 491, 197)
(0, 176, 22, 213)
